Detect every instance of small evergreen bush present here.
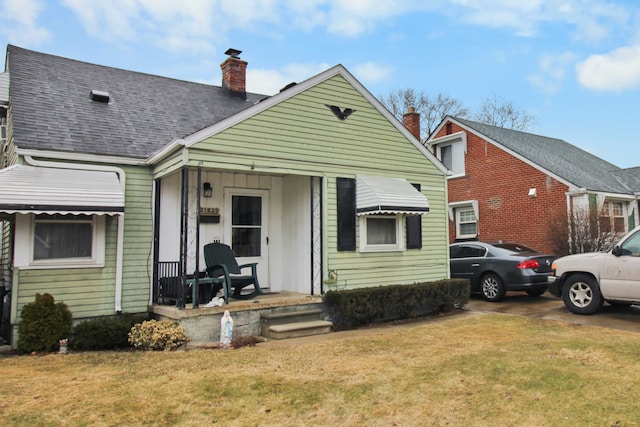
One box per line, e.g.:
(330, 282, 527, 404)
(18, 293, 73, 353)
(128, 319, 190, 351)
(71, 315, 143, 351)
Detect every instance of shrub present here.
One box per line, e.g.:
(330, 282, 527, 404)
(323, 279, 470, 330)
(128, 319, 190, 351)
(18, 293, 73, 353)
(72, 315, 146, 351)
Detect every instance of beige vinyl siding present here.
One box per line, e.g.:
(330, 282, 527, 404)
(14, 164, 153, 322)
(190, 74, 450, 289)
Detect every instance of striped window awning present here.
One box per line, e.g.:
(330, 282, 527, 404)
(0, 165, 124, 215)
(356, 175, 429, 216)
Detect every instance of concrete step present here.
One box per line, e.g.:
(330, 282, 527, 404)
(268, 320, 333, 340)
(260, 308, 325, 336)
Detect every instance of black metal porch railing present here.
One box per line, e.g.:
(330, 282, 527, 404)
(155, 261, 185, 306)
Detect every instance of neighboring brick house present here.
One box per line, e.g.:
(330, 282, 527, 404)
(426, 116, 640, 255)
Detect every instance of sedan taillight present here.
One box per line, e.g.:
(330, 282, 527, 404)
(517, 260, 540, 269)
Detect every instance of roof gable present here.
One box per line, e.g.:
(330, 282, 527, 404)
(172, 64, 447, 175)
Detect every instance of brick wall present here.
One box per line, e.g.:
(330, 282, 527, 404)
(435, 121, 569, 254)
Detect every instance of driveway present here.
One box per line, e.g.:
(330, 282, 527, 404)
(466, 291, 640, 333)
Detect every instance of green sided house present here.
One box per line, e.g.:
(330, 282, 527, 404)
(0, 45, 449, 346)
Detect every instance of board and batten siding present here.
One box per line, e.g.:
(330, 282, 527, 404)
(186, 74, 450, 289)
(14, 164, 153, 324)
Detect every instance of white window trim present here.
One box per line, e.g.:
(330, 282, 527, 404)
(428, 131, 467, 178)
(601, 199, 628, 233)
(15, 214, 106, 269)
(448, 201, 478, 239)
(358, 214, 404, 253)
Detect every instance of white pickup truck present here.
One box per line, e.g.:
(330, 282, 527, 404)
(548, 226, 640, 314)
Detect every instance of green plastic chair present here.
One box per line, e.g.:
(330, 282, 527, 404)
(203, 243, 263, 303)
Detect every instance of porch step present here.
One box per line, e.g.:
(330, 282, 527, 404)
(260, 308, 332, 340)
(268, 320, 333, 340)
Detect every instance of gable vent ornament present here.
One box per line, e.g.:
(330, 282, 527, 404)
(325, 104, 356, 120)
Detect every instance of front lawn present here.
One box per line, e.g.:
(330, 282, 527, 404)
(1, 313, 638, 426)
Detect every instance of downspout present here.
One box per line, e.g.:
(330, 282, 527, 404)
(566, 192, 572, 250)
(23, 155, 126, 313)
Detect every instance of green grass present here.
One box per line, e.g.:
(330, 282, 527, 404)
(1, 312, 640, 426)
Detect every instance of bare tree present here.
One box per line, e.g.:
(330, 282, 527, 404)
(379, 89, 469, 141)
(548, 208, 618, 256)
(474, 94, 536, 131)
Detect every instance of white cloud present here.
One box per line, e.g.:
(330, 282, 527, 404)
(0, 0, 50, 46)
(324, 0, 434, 37)
(528, 51, 577, 94)
(577, 46, 640, 91)
(246, 60, 390, 96)
(352, 61, 392, 84)
(62, 0, 143, 42)
(448, 0, 630, 43)
(62, 0, 218, 54)
(247, 62, 331, 95)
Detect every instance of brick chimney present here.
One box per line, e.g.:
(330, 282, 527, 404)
(220, 48, 247, 100)
(403, 106, 421, 140)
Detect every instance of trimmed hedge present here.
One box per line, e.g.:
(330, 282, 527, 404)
(323, 279, 470, 330)
(71, 314, 148, 351)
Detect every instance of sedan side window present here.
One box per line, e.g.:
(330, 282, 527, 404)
(459, 245, 485, 258)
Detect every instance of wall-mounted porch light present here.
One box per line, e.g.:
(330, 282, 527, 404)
(203, 182, 213, 198)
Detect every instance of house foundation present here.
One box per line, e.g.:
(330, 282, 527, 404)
(149, 292, 326, 343)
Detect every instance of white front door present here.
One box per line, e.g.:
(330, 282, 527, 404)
(224, 189, 269, 288)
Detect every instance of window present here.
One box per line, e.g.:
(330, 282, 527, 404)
(456, 207, 477, 239)
(231, 195, 262, 257)
(34, 215, 93, 260)
(359, 215, 403, 252)
(432, 133, 466, 177)
(440, 145, 453, 170)
(600, 200, 625, 233)
(620, 229, 640, 256)
(450, 244, 486, 259)
(28, 214, 106, 268)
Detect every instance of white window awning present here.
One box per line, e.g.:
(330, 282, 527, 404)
(0, 165, 124, 215)
(356, 175, 429, 216)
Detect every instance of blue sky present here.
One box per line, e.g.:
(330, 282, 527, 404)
(2, 0, 640, 168)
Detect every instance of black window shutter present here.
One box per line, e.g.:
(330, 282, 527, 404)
(337, 177, 356, 251)
(406, 183, 423, 249)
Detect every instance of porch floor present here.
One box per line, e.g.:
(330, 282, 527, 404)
(149, 291, 323, 320)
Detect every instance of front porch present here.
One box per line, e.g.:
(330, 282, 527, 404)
(149, 291, 326, 343)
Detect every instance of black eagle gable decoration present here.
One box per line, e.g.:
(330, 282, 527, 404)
(325, 104, 356, 120)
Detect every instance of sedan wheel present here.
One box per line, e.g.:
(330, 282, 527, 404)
(562, 273, 603, 315)
(481, 273, 506, 302)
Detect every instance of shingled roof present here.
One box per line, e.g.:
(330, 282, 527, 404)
(6, 45, 267, 159)
(451, 117, 638, 195)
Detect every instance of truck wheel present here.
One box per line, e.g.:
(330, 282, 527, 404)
(562, 274, 603, 315)
(481, 273, 505, 302)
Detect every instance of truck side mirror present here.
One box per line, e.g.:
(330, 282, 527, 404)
(612, 245, 621, 256)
